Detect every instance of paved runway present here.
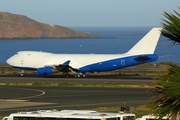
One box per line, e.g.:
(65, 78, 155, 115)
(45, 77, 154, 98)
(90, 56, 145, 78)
(0, 74, 155, 85)
(0, 75, 155, 116)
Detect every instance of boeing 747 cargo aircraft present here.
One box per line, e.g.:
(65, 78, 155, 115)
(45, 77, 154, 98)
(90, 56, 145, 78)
(6, 28, 162, 77)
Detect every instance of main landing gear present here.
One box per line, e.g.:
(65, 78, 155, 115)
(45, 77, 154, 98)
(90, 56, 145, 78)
(63, 72, 86, 78)
(74, 73, 86, 78)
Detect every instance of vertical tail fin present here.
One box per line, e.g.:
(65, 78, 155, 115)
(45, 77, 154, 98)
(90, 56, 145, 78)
(126, 28, 162, 55)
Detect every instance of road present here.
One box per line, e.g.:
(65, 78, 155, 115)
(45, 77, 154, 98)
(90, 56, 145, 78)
(0, 74, 156, 116)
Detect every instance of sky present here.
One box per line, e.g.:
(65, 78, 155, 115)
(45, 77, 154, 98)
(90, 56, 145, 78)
(0, 0, 179, 27)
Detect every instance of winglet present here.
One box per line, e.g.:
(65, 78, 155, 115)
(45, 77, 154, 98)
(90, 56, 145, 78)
(63, 60, 71, 65)
(126, 28, 162, 55)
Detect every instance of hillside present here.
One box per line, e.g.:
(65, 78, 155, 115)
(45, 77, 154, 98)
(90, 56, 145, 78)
(0, 12, 98, 39)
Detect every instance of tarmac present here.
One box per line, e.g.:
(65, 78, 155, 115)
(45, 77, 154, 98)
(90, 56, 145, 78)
(0, 74, 155, 116)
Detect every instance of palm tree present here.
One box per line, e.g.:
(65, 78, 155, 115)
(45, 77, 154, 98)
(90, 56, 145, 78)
(150, 63, 180, 119)
(149, 7, 180, 119)
(161, 7, 180, 44)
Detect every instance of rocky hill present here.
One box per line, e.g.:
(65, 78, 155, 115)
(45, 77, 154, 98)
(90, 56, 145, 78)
(0, 12, 98, 39)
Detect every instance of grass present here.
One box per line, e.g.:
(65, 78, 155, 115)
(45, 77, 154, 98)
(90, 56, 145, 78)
(1, 81, 154, 88)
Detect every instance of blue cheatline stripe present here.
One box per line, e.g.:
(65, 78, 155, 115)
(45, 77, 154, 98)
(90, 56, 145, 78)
(79, 54, 158, 72)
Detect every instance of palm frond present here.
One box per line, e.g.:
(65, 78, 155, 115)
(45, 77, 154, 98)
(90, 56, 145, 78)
(161, 7, 180, 44)
(149, 63, 180, 119)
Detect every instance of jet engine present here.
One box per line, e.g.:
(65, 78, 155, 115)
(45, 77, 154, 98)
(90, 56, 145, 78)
(37, 66, 53, 75)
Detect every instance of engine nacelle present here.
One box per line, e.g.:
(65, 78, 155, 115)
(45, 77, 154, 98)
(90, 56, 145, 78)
(37, 66, 53, 75)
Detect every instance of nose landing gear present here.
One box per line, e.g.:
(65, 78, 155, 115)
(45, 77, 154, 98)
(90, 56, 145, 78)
(20, 70, 25, 76)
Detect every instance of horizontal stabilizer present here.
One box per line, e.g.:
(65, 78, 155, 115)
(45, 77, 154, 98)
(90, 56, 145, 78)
(126, 28, 162, 55)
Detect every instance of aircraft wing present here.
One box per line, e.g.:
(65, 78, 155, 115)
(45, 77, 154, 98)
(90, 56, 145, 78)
(55, 64, 78, 72)
(39, 60, 78, 75)
(55, 61, 78, 73)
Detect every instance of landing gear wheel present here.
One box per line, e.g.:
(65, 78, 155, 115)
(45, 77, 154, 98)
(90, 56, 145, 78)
(64, 75, 69, 78)
(75, 75, 79, 77)
(20, 70, 25, 77)
(63, 72, 69, 78)
(82, 74, 86, 77)
(75, 73, 86, 78)
(75, 73, 81, 78)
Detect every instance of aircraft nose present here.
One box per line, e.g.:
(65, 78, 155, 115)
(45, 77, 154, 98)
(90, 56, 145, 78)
(6, 57, 14, 65)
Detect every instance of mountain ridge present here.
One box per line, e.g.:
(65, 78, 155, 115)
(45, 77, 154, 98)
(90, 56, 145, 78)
(0, 12, 98, 39)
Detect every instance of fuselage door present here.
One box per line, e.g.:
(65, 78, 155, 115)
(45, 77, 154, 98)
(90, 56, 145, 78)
(121, 59, 125, 66)
(21, 58, 24, 65)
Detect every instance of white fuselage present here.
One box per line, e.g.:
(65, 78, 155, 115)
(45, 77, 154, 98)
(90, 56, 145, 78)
(7, 51, 130, 69)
